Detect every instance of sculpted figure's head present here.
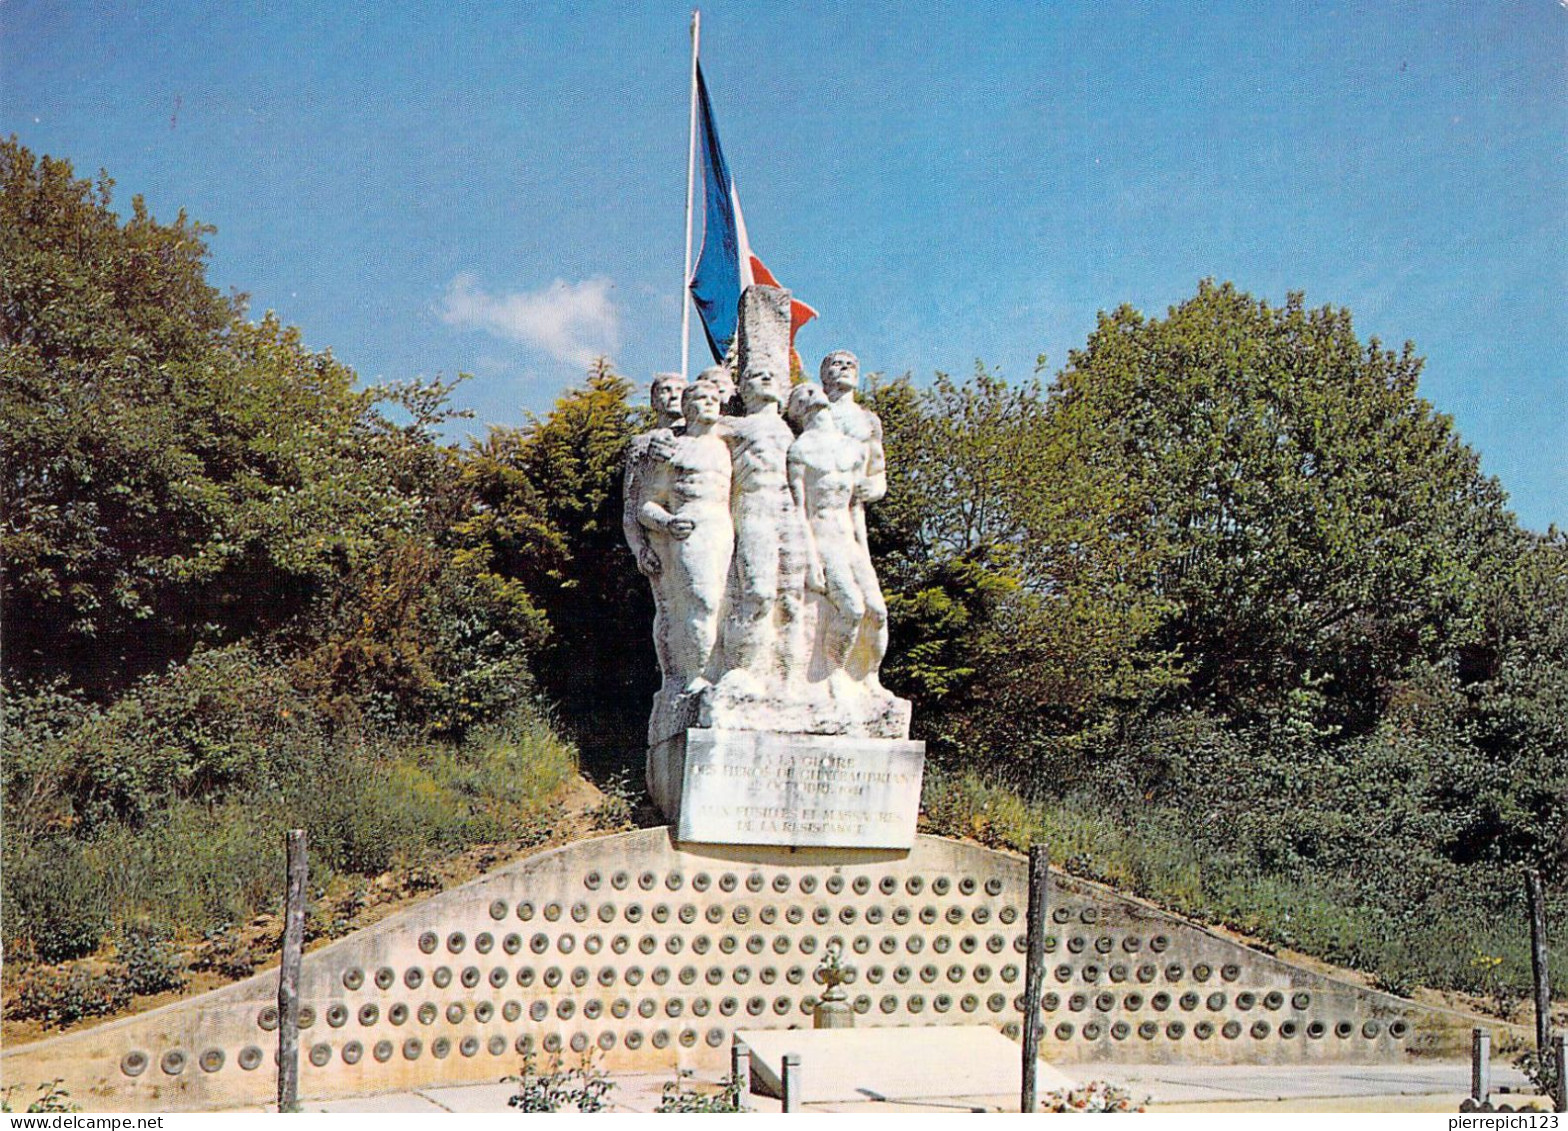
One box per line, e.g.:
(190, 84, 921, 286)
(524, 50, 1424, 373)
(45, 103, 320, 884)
(650, 373, 687, 423)
(682, 379, 724, 428)
(696, 365, 736, 410)
(739, 365, 781, 413)
(785, 382, 831, 431)
(820, 351, 860, 401)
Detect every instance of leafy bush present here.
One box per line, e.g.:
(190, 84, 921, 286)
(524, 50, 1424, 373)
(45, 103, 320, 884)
(294, 709, 573, 876)
(88, 799, 283, 936)
(189, 927, 258, 980)
(3, 645, 321, 839)
(655, 1070, 745, 1113)
(506, 1051, 614, 1113)
(589, 772, 637, 832)
(2, 687, 573, 962)
(0, 1081, 79, 1113)
(1513, 1044, 1560, 1102)
(113, 922, 188, 997)
(5, 966, 130, 1026)
(293, 534, 548, 741)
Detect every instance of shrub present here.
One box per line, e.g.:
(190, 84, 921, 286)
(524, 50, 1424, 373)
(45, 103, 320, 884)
(655, 1070, 744, 1113)
(1, 838, 107, 963)
(189, 927, 258, 980)
(4, 645, 322, 837)
(293, 536, 548, 741)
(588, 772, 636, 832)
(5, 965, 130, 1026)
(1514, 1044, 1561, 1102)
(506, 1051, 614, 1112)
(2, 687, 576, 963)
(113, 922, 187, 997)
(919, 768, 1567, 1002)
(292, 707, 573, 877)
(87, 799, 285, 936)
(0, 1080, 79, 1113)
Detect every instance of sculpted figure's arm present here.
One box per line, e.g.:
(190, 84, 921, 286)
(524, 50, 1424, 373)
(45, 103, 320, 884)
(788, 447, 826, 593)
(640, 499, 695, 541)
(622, 443, 661, 576)
(638, 453, 695, 541)
(856, 413, 888, 506)
(645, 426, 678, 464)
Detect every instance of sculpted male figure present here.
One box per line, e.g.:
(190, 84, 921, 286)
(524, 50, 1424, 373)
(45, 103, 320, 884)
(718, 362, 809, 695)
(786, 382, 877, 696)
(635, 380, 733, 693)
(819, 351, 890, 689)
(622, 372, 686, 687)
(696, 364, 739, 416)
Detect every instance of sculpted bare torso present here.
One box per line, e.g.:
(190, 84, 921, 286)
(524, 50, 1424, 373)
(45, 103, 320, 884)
(638, 380, 732, 692)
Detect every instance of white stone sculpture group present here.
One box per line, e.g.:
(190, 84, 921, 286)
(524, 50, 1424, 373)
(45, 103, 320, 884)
(624, 307, 908, 749)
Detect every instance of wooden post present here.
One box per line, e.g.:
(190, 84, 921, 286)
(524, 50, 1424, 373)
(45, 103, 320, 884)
(1020, 844, 1050, 1114)
(1471, 1027, 1491, 1105)
(781, 1052, 802, 1113)
(277, 829, 307, 1113)
(1527, 869, 1553, 1062)
(1552, 1032, 1566, 1113)
(730, 1038, 751, 1112)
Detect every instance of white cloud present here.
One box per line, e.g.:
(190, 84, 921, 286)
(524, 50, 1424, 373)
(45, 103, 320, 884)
(440, 273, 619, 368)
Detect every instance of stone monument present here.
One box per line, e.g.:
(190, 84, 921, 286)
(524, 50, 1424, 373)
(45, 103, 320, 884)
(628, 285, 924, 849)
(4, 296, 1451, 1113)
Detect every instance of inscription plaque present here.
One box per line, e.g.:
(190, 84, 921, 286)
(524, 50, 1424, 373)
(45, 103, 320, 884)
(675, 729, 925, 849)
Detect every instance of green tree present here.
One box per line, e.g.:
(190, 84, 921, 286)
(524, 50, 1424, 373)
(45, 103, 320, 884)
(871, 281, 1521, 799)
(1, 140, 416, 695)
(1047, 280, 1519, 738)
(454, 361, 654, 757)
(1438, 530, 1568, 877)
(868, 366, 1179, 776)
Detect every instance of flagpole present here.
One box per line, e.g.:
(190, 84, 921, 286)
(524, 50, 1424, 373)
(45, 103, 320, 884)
(680, 9, 700, 381)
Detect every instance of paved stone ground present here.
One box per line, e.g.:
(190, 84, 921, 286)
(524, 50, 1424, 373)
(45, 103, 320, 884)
(273, 1061, 1549, 1114)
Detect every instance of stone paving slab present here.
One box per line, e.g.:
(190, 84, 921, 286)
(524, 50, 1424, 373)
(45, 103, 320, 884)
(1096, 1062, 1531, 1103)
(283, 1060, 1547, 1114)
(415, 1081, 524, 1113)
(736, 1025, 1072, 1103)
(304, 1091, 448, 1113)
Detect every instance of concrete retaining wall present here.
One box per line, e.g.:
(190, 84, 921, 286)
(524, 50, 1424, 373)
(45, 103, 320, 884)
(1, 829, 1469, 1111)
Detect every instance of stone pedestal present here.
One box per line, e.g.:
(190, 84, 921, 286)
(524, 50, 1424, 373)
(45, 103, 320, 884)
(649, 728, 925, 849)
(813, 995, 854, 1030)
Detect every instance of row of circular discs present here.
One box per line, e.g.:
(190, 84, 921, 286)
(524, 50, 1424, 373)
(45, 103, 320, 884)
(463, 890, 1135, 932)
(262, 943, 1287, 1005)
(113, 865, 1410, 1081)
(558, 869, 1012, 899)
(120, 997, 1407, 1081)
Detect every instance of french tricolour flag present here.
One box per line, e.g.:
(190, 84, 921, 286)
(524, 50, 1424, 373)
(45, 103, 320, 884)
(689, 62, 816, 365)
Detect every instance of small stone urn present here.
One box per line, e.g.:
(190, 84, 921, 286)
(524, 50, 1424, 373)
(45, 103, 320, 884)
(813, 941, 854, 1029)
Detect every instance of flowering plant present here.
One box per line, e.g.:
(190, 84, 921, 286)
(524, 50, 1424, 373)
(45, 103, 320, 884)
(1037, 1081, 1147, 1113)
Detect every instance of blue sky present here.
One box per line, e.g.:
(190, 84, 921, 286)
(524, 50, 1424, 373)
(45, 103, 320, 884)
(5, 2, 1564, 530)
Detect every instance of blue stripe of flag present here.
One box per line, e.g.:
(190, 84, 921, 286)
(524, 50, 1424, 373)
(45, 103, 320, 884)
(690, 62, 743, 364)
